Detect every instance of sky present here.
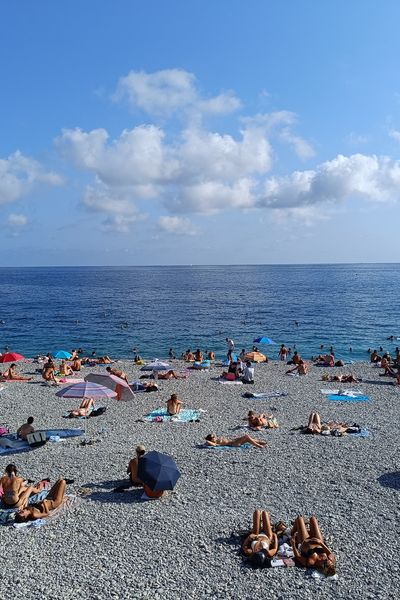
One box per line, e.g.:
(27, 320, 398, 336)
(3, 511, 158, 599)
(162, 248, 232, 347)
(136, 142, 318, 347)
(1, 0, 400, 266)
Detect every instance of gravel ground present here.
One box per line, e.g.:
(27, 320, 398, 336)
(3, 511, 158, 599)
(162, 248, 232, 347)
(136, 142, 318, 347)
(0, 359, 399, 600)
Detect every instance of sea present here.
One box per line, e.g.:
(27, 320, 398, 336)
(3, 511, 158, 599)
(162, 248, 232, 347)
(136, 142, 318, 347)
(0, 264, 399, 362)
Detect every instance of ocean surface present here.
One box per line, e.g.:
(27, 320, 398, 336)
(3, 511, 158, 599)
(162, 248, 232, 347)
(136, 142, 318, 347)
(0, 264, 399, 362)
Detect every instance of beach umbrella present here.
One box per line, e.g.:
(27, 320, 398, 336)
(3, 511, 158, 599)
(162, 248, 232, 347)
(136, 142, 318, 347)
(140, 360, 171, 372)
(245, 351, 267, 363)
(53, 350, 73, 359)
(253, 336, 276, 345)
(137, 451, 181, 492)
(0, 352, 25, 363)
(55, 381, 117, 399)
(84, 373, 135, 401)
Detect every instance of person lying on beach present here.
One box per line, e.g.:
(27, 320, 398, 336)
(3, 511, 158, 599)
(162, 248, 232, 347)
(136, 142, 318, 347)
(91, 356, 113, 364)
(14, 478, 74, 523)
(242, 510, 279, 566)
(106, 366, 128, 382)
(42, 361, 58, 385)
(314, 354, 335, 367)
(291, 515, 336, 576)
(302, 412, 349, 435)
(0, 464, 46, 509)
(205, 433, 267, 448)
(59, 360, 74, 377)
(166, 393, 182, 415)
(321, 373, 361, 383)
(1, 364, 32, 381)
(154, 370, 186, 380)
(286, 359, 308, 375)
(246, 411, 278, 430)
(67, 398, 95, 417)
(130, 381, 159, 392)
(17, 417, 35, 440)
(127, 445, 146, 486)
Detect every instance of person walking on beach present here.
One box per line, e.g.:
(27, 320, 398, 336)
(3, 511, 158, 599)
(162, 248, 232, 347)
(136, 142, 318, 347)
(226, 338, 235, 361)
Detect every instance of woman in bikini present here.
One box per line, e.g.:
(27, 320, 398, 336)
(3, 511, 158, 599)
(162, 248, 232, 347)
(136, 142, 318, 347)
(0, 464, 43, 509)
(42, 361, 58, 384)
(14, 478, 74, 523)
(247, 411, 278, 430)
(291, 515, 336, 576)
(242, 510, 279, 566)
(166, 394, 182, 415)
(59, 360, 74, 377)
(67, 398, 95, 417)
(303, 412, 349, 435)
(205, 434, 267, 448)
(2, 364, 32, 381)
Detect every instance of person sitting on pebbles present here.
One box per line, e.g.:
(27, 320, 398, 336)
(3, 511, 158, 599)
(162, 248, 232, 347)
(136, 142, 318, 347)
(0, 464, 46, 509)
(246, 411, 278, 430)
(291, 515, 336, 576)
(166, 393, 182, 415)
(127, 445, 146, 486)
(59, 360, 74, 377)
(2, 363, 32, 381)
(17, 416, 35, 440)
(42, 360, 58, 385)
(286, 359, 308, 375)
(242, 510, 279, 567)
(14, 478, 75, 523)
(205, 433, 267, 448)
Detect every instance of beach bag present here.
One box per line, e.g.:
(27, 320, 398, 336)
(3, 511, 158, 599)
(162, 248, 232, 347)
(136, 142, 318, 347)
(26, 431, 47, 448)
(225, 373, 236, 381)
(0, 427, 9, 436)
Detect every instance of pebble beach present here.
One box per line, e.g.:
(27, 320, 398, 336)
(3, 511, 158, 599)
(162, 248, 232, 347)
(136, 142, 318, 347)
(0, 358, 399, 600)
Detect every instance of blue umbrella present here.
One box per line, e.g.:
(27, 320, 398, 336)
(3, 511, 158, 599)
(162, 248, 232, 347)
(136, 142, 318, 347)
(253, 336, 276, 345)
(53, 350, 73, 359)
(137, 451, 180, 491)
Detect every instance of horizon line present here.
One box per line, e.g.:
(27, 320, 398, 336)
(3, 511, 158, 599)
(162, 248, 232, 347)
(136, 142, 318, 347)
(0, 261, 399, 269)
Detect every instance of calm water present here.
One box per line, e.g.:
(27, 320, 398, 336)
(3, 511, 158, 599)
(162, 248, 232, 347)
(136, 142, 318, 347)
(0, 264, 399, 361)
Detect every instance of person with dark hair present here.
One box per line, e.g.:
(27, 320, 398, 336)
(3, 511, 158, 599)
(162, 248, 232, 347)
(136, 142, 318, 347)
(166, 394, 182, 415)
(2, 363, 32, 381)
(242, 510, 279, 567)
(14, 478, 74, 523)
(17, 416, 35, 440)
(286, 359, 308, 375)
(0, 464, 43, 509)
(42, 360, 58, 385)
(127, 445, 146, 486)
(106, 366, 128, 382)
(291, 515, 336, 577)
(205, 433, 267, 448)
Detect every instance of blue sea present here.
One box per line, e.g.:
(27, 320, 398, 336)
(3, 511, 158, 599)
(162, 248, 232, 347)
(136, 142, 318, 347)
(0, 264, 399, 362)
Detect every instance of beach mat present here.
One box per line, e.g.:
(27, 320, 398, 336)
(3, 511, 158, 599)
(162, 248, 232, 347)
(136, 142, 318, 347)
(144, 408, 200, 422)
(201, 442, 254, 450)
(218, 379, 243, 385)
(320, 389, 363, 396)
(0, 429, 83, 455)
(327, 394, 369, 402)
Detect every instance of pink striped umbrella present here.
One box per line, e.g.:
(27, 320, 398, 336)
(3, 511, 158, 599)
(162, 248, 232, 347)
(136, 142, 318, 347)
(55, 381, 117, 399)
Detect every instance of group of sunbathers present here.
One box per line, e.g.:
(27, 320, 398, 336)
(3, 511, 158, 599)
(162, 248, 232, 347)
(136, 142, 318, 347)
(242, 510, 336, 576)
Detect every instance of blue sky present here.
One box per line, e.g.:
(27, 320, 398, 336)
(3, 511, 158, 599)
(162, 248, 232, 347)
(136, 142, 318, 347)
(1, 0, 400, 266)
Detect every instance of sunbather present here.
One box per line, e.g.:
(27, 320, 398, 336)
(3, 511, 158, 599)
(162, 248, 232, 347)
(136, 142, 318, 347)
(303, 412, 349, 435)
(286, 360, 308, 375)
(247, 411, 278, 430)
(314, 354, 335, 367)
(59, 360, 74, 376)
(42, 361, 58, 385)
(17, 416, 35, 440)
(205, 433, 267, 448)
(322, 373, 361, 383)
(127, 445, 146, 486)
(155, 370, 186, 380)
(71, 357, 82, 372)
(166, 393, 182, 415)
(291, 515, 336, 576)
(67, 398, 95, 417)
(96, 356, 113, 364)
(2, 363, 32, 381)
(0, 464, 44, 509)
(14, 478, 74, 523)
(242, 510, 279, 566)
(106, 366, 128, 382)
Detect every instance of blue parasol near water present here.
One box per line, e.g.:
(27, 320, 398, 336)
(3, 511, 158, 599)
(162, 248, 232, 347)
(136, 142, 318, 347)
(253, 336, 276, 345)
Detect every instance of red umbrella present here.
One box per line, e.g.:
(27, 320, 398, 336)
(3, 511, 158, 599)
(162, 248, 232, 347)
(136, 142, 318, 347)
(0, 352, 25, 363)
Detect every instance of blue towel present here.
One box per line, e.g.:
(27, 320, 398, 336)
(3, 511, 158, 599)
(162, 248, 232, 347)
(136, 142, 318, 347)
(347, 428, 370, 437)
(144, 408, 200, 422)
(0, 429, 84, 455)
(327, 394, 369, 402)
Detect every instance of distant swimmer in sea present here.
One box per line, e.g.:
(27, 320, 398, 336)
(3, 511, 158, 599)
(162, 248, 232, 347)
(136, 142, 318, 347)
(205, 433, 267, 448)
(2, 363, 32, 381)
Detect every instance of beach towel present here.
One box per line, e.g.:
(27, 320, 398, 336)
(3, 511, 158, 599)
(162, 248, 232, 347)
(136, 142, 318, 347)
(0, 429, 83, 456)
(144, 408, 200, 422)
(63, 407, 106, 419)
(320, 389, 363, 396)
(242, 391, 288, 399)
(0, 487, 50, 525)
(218, 379, 243, 385)
(12, 494, 79, 529)
(202, 443, 254, 450)
(327, 394, 369, 402)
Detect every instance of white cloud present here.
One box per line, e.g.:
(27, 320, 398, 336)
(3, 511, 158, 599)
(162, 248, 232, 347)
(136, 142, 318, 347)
(259, 154, 400, 210)
(168, 178, 255, 214)
(82, 185, 146, 232)
(7, 213, 28, 227)
(0, 151, 63, 205)
(279, 128, 315, 160)
(113, 68, 241, 117)
(389, 129, 400, 142)
(346, 132, 369, 145)
(158, 216, 198, 235)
